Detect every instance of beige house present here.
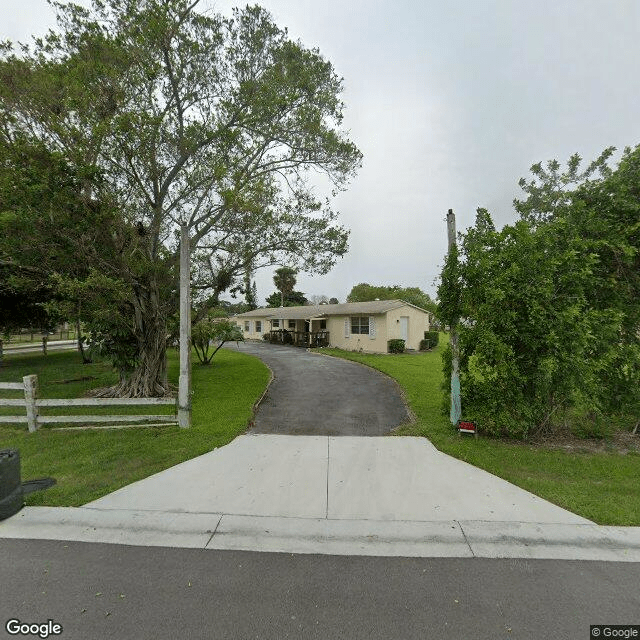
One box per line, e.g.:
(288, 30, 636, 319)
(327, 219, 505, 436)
(234, 300, 431, 353)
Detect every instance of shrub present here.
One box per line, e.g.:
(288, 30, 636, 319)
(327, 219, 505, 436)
(419, 339, 431, 351)
(424, 331, 440, 347)
(192, 318, 243, 364)
(387, 339, 405, 354)
(262, 333, 270, 341)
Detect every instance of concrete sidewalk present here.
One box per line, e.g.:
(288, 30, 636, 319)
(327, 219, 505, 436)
(1, 435, 639, 561)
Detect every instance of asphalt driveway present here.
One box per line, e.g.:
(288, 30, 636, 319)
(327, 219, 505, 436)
(233, 342, 409, 436)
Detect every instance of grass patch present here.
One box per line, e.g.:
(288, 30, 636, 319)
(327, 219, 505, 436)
(318, 338, 640, 525)
(0, 346, 269, 506)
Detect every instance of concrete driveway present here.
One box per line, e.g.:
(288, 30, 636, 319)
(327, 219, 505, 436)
(6, 435, 640, 561)
(234, 342, 409, 436)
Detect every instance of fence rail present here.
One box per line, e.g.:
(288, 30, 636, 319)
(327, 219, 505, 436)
(0, 382, 26, 390)
(0, 338, 77, 358)
(0, 375, 177, 432)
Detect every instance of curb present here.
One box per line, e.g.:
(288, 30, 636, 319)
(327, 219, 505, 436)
(2, 507, 640, 562)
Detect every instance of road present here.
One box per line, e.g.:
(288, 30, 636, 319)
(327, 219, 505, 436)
(1, 538, 638, 640)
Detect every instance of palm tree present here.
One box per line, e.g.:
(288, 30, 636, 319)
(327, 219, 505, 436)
(273, 267, 297, 307)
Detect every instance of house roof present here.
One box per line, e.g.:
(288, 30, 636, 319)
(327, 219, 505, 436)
(234, 299, 428, 320)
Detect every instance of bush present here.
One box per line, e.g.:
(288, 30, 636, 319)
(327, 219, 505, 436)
(191, 318, 243, 364)
(387, 339, 405, 354)
(424, 331, 440, 347)
(419, 339, 431, 351)
(262, 333, 270, 341)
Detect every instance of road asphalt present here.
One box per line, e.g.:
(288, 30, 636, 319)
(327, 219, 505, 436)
(1, 342, 639, 563)
(2, 538, 639, 640)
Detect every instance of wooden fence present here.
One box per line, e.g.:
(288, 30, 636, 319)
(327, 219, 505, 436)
(0, 338, 78, 359)
(0, 375, 177, 432)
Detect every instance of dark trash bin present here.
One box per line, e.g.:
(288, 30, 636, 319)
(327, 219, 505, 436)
(0, 449, 23, 520)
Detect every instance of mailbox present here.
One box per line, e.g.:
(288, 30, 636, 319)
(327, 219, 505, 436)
(458, 420, 477, 436)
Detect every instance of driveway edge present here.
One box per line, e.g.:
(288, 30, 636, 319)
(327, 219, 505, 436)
(229, 342, 275, 432)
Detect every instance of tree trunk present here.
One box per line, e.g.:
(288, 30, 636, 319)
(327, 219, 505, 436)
(76, 317, 92, 364)
(109, 278, 170, 397)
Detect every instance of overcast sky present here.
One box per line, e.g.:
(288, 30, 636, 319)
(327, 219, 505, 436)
(2, 0, 639, 305)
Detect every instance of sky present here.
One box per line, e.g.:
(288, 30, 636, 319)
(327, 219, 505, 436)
(2, 0, 639, 306)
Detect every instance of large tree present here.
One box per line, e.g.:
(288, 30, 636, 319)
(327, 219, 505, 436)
(437, 147, 640, 438)
(0, 0, 361, 395)
(265, 289, 307, 308)
(273, 266, 297, 307)
(0, 135, 130, 358)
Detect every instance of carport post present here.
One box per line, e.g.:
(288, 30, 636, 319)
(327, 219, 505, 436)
(178, 222, 191, 428)
(447, 209, 462, 425)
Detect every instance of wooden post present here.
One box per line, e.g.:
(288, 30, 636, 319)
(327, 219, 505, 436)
(447, 209, 462, 426)
(42, 335, 48, 356)
(23, 374, 39, 433)
(178, 222, 191, 428)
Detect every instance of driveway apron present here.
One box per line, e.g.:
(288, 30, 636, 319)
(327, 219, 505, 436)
(234, 342, 409, 436)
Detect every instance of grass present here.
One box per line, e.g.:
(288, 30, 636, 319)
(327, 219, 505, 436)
(317, 338, 640, 526)
(0, 346, 270, 506)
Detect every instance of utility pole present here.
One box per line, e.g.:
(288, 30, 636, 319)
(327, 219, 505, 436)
(178, 222, 191, 428)
(447, 209, 462, 426)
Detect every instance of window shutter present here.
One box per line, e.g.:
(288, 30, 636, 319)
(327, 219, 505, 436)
(369, 316, 376, 339)
(344, 318, 350, 338)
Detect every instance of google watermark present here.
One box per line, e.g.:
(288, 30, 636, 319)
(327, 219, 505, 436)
(591, 627, 640, 639)
(5, 619, 63, 639)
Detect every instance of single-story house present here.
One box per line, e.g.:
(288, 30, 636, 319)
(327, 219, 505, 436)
(233, 299, 431, 353)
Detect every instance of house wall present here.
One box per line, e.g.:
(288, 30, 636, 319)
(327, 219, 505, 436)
(327, 306, 430, 353)
(326, 314, 389, 353)
(385, 305, 431, 350)
(236, 316, 269, 340)
(236, 304, 430, 352)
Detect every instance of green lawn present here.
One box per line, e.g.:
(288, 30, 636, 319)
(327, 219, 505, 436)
(318, 341, 640, 526)
(0, 346, 269, 506)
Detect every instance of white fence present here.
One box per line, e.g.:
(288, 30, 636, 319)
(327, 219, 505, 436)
(0, 338, 77, 358)
(0, 375, 177, 432)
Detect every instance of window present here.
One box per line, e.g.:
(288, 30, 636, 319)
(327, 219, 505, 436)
(350, 316, 369, 335)
(255, 321, 262, 333)
(244, 321, 250, 332)
(288, 320, 296, 329)
(272, 319, 280, 328)
(320, 319, 327, 329)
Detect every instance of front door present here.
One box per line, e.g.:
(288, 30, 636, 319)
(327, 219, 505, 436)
(400, 316, 409, 342)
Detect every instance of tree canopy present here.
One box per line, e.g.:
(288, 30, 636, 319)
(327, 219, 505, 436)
(273, 266, 297, 307)
(437, 146, 640, 438)
(347, 283, 436, 313)
(0, 0, 361, 394)
(265, 289, 307, 307)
